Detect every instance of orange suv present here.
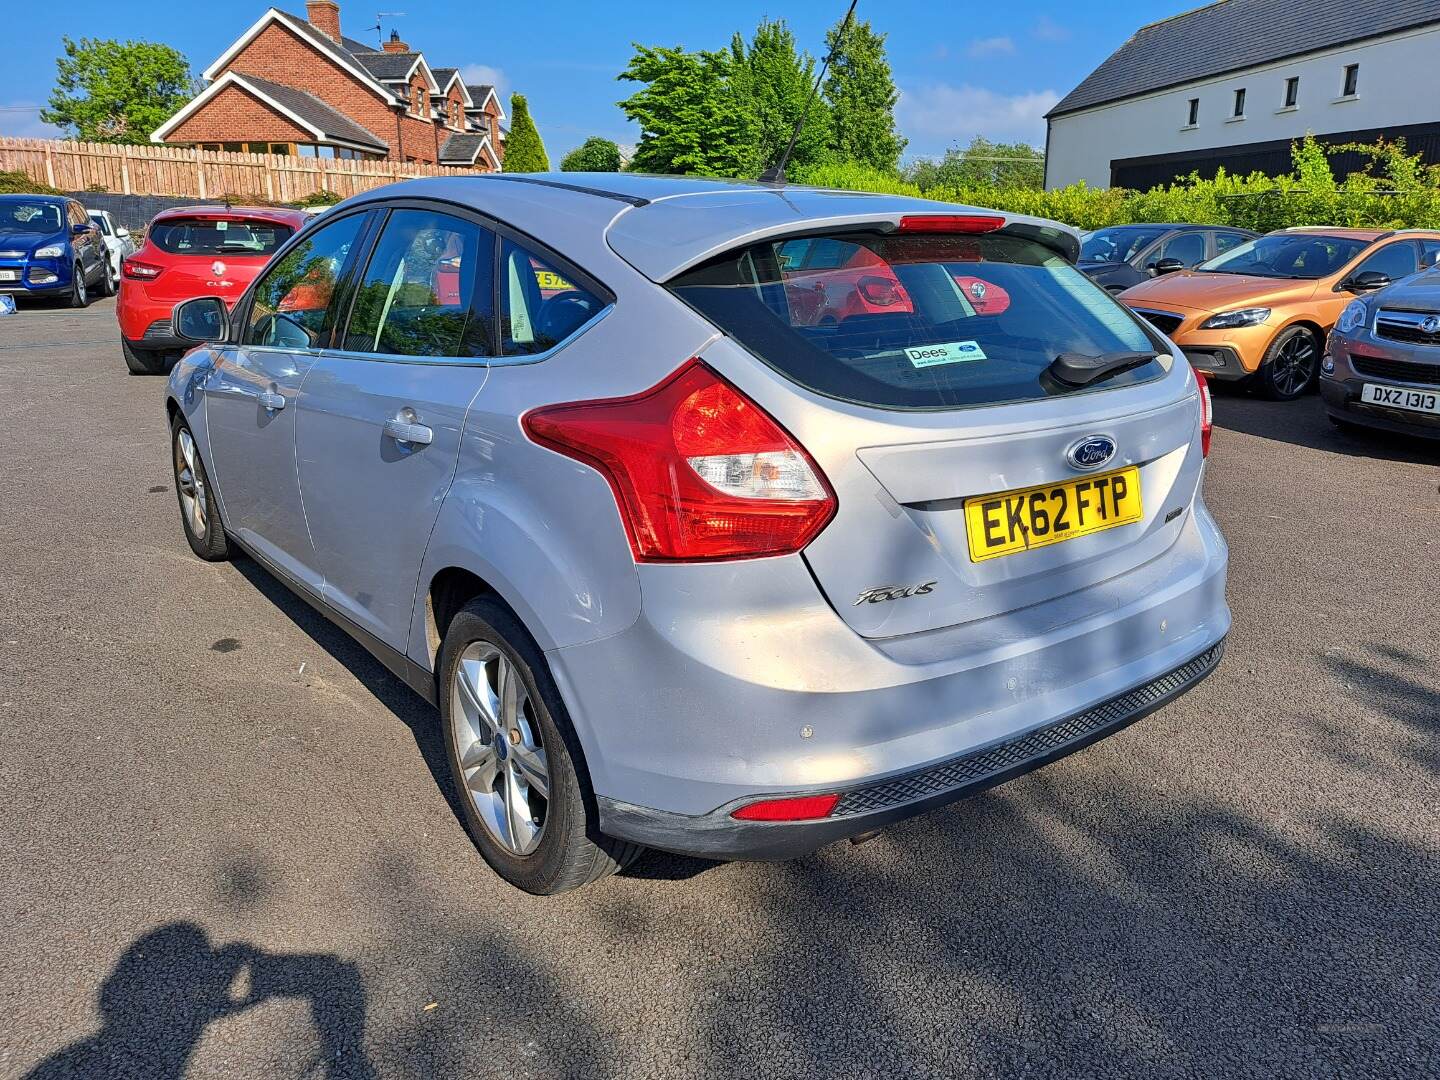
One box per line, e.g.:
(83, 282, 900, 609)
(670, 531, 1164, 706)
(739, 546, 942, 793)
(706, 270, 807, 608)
(1119, 228, 1440, 399)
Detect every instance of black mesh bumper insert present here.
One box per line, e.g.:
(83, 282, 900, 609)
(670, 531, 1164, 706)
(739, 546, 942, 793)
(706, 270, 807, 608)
(831, 641, 1224, 817)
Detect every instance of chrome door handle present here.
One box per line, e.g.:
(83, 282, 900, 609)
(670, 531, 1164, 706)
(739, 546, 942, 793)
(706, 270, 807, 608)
(384, 418, 433, 446)
(258, 390, 285, 411)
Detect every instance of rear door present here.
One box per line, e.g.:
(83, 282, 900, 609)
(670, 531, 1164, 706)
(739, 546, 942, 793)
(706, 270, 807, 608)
(204, 209, 372, 592)
(296, 204, 497, 650)
(671, 226, 1203, 638)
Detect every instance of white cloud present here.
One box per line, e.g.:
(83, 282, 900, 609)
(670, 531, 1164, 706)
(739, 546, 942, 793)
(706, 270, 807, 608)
(966, 37, 1015, 58)
(0, 102, 63, 140)
(1033, 16, 1070, 42)
(459, 64, 508, 100)
(897, 84, 1059, 146)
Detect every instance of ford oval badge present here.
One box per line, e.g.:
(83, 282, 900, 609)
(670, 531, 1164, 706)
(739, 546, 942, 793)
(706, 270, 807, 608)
(1067, 435, 1117, 471)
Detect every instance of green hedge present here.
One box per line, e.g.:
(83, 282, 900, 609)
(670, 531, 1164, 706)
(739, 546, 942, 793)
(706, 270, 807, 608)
(795, 137, 1440, 233)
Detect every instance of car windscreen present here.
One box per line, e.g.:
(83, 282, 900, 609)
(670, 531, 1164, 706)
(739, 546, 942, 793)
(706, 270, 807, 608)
(1080, 227, 1167, 264)
(1198, 233, 1369, 279)
(0, 202, 64, 234)
(668, 231, 1167, 411)
(148, 218, 294, 256)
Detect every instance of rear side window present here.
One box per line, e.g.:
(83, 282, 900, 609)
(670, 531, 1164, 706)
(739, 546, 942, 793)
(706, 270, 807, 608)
(670, 231, 1164, 410)
(149, 217, 293, 256)
(501, 237, 606, 356)
(345, 208, 495, 358)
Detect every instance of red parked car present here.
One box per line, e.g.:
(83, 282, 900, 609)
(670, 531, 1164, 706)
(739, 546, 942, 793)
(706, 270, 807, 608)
(117, 205, 309, 374)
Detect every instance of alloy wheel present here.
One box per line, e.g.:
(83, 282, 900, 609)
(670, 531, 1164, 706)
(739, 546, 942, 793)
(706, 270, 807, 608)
(174, 429, 208, 539)
(450, 642, 551, 855)
(1270, 333, 1316, 397)
(73, 270, 86, 306)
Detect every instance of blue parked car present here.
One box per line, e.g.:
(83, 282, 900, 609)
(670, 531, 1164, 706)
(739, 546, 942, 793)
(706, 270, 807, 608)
(0, 194, 112, 307)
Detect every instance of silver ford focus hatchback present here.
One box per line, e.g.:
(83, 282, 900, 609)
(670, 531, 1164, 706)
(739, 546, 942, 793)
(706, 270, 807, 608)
(165, 174, 1229, 894)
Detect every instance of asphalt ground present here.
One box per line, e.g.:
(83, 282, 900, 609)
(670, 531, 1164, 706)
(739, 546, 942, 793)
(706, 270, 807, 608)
(2, 297, 1438, 1079)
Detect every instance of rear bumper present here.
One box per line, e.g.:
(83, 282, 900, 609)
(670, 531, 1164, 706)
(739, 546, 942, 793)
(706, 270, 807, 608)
(122, 318, 186, 352)
(550, 498, 1230, 857)
(598, 638, 1224, 859)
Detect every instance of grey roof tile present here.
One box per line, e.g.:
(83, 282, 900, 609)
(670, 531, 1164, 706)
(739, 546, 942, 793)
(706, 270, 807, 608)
(238, 74, 388, 151)
(1050, 0, 1440, 117)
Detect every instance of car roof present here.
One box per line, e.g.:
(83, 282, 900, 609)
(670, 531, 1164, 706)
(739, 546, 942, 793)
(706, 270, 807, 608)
(151, 205, 308, 226)
(0, 193, 65, 203)
(355, 172, 1082, 281)
(1272, 227, 1393, 241)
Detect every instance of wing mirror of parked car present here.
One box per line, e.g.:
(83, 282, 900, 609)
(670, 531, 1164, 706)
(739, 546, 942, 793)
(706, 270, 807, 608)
(1342, 270, 1392, 293)
(1149, 257, 1186, 276)
(71, 222, 90, 236)
(115, 226, 130, 238)
(173, 296, 229, 343)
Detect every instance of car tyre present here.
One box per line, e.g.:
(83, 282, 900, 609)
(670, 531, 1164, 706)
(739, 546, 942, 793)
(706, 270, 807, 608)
(64, 263, 89, 308)
(97, 257, 116, 298)
(439, 596, 643, 894)
(171, 414, 229, 561)
(1255, 326, 1320, 400)
(123, 339, 168, 376)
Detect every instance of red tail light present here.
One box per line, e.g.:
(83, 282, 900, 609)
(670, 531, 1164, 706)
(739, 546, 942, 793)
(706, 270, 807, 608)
(122, 260, 163, 280)
(523, 360, 836, 562)
(731, 793, 840, 821)
(897, 214, 1005, 234)
(1195, 370, 1213, 457)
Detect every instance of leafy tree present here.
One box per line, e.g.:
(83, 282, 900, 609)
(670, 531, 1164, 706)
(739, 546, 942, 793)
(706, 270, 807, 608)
(823, 18, 905, 173)
(560, 136, 622, 172)
(729, 19, 831, 178)
(503, 93, 550, 172)
(41, 36, 193, 143)
(617, 45, 752, 176)
(906, 137, 1045, 192)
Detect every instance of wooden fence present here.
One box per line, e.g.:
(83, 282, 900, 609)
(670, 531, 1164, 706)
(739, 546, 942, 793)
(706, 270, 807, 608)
(0, 137, 480, 202)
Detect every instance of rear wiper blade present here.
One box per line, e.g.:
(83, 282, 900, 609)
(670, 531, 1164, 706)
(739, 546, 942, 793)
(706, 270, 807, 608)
(1046, 350, 1156, 389)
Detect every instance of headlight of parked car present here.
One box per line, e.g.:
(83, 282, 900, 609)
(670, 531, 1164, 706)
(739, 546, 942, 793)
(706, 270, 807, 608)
(1200, 307, 1271, 330)
(1336, 299, 1368, 334)
(33, 245, 64, 258)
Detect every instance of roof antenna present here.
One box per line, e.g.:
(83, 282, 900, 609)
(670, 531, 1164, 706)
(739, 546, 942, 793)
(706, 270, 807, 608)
(366, 12, 407, 48)
(759, 0, 858, 185)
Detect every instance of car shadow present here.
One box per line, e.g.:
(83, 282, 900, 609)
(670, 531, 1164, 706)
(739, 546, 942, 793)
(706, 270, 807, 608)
(1210, 390, 1440, 465)
(23, 922, 375, 1080)
(227, 554, 466, 829)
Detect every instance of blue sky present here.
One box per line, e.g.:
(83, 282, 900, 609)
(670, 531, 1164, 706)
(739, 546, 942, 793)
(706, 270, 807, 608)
(1, 0, 1199, 161)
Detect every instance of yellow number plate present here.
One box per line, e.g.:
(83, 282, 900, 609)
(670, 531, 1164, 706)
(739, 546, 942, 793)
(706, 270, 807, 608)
(964, 466, 1143, 562)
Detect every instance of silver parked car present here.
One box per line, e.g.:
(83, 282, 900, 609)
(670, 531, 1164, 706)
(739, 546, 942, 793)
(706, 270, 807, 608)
(165, 174, 1230, 894)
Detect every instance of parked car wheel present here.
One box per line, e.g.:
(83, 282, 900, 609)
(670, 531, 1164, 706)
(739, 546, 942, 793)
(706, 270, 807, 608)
(171, 415, 229, 561)
(97, 257, 116, 298)
(439, 596, 643, 894)
(64, 264, 89, 308)
(1255, 326, 1320, 400)
(122, 339, 168, 376)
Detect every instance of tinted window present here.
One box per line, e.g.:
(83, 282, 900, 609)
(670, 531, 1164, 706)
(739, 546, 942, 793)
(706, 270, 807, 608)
(1419, 240, 1440, 270)
(1213, 231, 1248, 255)
(670, 231, 1165, 411)
(1158, 231, 1206, 266)
(1081, 227, 1167, 264)
(1199, 233, 1369, 279)
(345, 208, 494, 357)
(245, 213, 366, 349)
(150, 217, 293, 256)
(500, 237, 605, 356)
(0, 202, 63, 233)
(88, 214, 111, 236)
(1352, 241, 1417, 282)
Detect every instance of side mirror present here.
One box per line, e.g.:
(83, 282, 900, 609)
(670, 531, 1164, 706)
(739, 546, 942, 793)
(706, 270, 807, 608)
(1151, 257, 1185, 276)
(115, 226, 130, 238)
(71, 222, 89, 235)
(1345, 270, 1391, 292)
(173, 296, 229, 343)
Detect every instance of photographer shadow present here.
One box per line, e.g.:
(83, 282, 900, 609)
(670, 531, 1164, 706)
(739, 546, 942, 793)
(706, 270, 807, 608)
(27, 922, 375, 1079)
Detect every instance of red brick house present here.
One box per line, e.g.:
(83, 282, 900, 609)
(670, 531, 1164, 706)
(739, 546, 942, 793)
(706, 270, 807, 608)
(152, 2, 504, 170)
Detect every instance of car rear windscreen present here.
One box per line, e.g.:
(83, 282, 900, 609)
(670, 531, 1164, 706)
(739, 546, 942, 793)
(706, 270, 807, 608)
(668, 231, 1167, 410)
(148, 218, 293, 256)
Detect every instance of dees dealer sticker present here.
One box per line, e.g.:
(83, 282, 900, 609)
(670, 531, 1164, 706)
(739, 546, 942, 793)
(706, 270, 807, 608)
(904, 340, 988, 368)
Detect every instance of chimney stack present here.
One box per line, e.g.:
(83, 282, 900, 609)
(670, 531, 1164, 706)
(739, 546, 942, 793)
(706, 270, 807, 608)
(383, 29, 410, 53)
(305, 1, 342, 41)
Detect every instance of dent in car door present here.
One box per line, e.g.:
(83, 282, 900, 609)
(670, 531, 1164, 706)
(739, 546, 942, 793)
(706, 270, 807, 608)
(296, 206, 495, 650)
(203, 210, 372, 593)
